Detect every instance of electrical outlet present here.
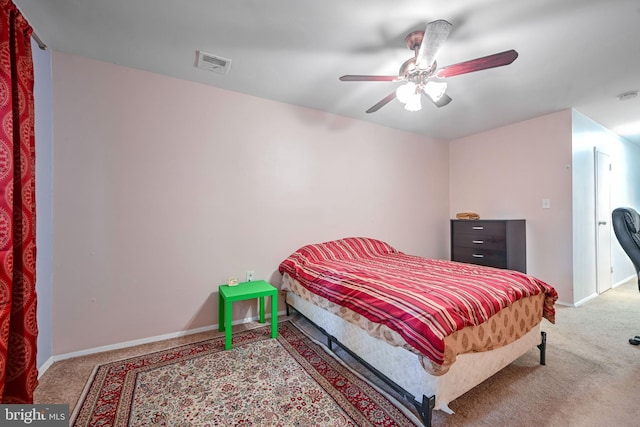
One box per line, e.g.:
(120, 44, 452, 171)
(246, 271, 254, 282)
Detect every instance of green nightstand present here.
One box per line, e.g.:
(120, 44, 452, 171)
(218, 280, 278, 350)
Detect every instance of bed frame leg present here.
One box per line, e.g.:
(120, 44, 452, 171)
(414, 395, 435, 427)
(286, 302, 290, 317)
(537, 331, 547, 365)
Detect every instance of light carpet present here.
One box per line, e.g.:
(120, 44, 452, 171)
(70, 320, 420, 426)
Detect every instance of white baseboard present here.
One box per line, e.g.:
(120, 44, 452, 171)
(572, 292, 599, 307)
(38, 310, 287, 377)
(613, 275, 635, 288)
(38, 357, 55, 378)
(563, 275, 635, 308)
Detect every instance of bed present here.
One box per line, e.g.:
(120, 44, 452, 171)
(278, 237, 558, 426)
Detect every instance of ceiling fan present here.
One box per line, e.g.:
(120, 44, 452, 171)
(339, 20, 518, 113)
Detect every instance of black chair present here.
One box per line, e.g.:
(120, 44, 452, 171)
(611, 207, 640, 345)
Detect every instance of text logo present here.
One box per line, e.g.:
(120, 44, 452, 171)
(0, 405, 68, 426)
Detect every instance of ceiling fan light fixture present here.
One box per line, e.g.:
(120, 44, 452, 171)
(404, 94, 422, 111)
(423, 80, 448, 102)
(396, 82, 417, 104)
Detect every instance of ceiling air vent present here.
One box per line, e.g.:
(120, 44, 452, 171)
(196, 50, 232, 75)
(617, 90, 639, 101)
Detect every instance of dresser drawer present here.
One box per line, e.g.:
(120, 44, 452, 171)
(451, 247, 507, 269)
(452, 233, 506, 250)
(451, 220, 506, 236)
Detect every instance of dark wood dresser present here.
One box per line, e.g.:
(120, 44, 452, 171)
(450, 219, 526, 273)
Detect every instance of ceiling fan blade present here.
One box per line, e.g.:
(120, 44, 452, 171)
(415, 19, 452, 69)
(339, 75, 399, 82)
(431, 92, 452, 107)
(436, 49, 518, 78)
(366, 92, 397, 113)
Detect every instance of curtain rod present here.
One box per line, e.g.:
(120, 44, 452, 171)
(31, 31, 46, 50)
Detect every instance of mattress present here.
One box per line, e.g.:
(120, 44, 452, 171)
(282, 273, 545, 375)
(278, 237, 557, 371)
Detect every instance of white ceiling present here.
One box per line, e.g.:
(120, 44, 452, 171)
(15, 0, 640, 144)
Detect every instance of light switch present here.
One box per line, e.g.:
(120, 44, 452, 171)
(542, 198, 551, 209)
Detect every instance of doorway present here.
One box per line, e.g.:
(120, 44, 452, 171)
(594, 148, 612, 294)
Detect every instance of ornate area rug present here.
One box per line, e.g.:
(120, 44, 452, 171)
(71, 320, 419, 426)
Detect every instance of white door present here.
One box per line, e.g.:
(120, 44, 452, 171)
(595, 149, 612, 294)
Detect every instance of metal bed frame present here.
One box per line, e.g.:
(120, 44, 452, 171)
(286, 302, 547, 427)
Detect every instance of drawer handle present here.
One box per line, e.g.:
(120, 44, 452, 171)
(472, 240, 484, 244)
(472, 254, 484, 258)
(472, 226, 484, 230)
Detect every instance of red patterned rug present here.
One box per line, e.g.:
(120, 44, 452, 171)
(71, 320, 419, 426)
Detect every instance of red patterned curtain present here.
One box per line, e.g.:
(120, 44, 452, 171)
(0, 0, 38, 403)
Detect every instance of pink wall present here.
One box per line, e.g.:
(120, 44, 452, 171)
(449, 110, 574, 303)
(51, 52, 450, 355)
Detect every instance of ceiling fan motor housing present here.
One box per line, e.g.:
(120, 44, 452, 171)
(405, 30, 425, 52)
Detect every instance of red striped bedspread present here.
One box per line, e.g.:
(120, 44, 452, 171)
(279, 237, 558, 366)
